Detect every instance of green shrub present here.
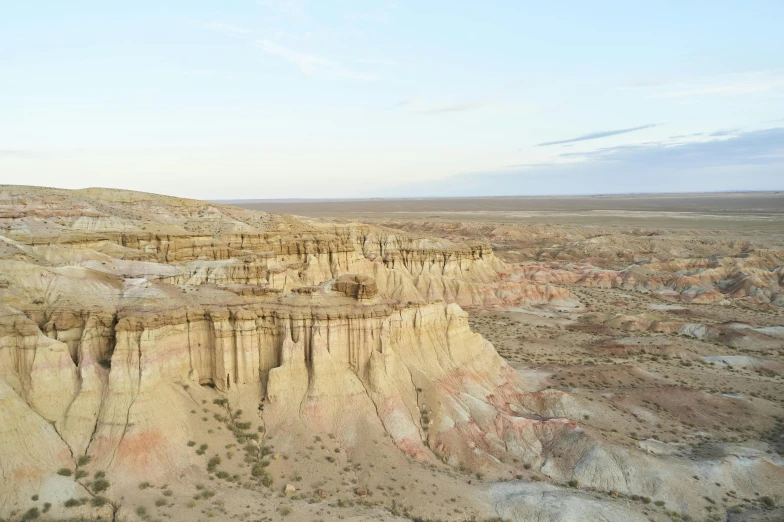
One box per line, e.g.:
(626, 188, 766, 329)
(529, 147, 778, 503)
(92, 478, 110, 493)
(75, 469, 88, 479)
(77, 455, 92, 466)
(155, 497, 167, 507)
(207, 455, 221, 472)
(57, 468, 73, 476)
(64, 498, 80, 508)
(761, 496, 775, 508)
(31, 495, 38, 501)
(42, 503, 51, 513)
(187, 440, 196, 447)
(261, 473, 273, 487)
(20, 507, 40, 520)
(567, 479, 578, 488)
(136, 506, 148, 516)
(91, 496, 108, 507)
(138, 481, 152, 490)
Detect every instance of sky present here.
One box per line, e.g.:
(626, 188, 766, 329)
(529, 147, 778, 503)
(2, 1, 783, 199)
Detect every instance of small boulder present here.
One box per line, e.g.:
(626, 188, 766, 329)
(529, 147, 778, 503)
(284, 484, 296, 495)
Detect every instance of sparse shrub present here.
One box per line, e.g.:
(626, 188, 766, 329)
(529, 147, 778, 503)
(75, 469, 88, 479)
(280, 506, 292, 516)
(91, 496, 108, 507)
(567, 479, 578, 488)
(207, 455, 221, 472)
(139, 481, 152, 490)
(155, 497, 167, 507)
(92, 478, 110, 493)
(136, 506, 148, 516)
(761, 496, 775, 508)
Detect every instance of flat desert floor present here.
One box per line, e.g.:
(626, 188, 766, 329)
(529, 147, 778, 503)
(233, 192, 784, 232)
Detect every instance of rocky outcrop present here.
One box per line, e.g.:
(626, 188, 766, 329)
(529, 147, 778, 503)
(1, 186, 781, 521)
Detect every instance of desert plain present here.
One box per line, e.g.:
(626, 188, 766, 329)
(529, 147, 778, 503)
(1, 187, 783, 522)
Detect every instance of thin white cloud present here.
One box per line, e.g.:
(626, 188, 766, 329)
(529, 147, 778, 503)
(625, 70, 784, 99)
(0, 149, 40, 159)
(392, 97, 490, 115)
(256, 39, 376, 81)
(419, 101, 489, 115)
(357, 58, 397, 66)
(538, 124, 660, 147)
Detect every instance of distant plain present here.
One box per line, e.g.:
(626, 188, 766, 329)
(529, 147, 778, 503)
(233, 192, 784, 232)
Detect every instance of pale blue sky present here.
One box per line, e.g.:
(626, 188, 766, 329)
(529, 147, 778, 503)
(2, 1, 783, 198)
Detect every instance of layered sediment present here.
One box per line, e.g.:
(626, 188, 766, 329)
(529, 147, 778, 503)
(1, 186, 781, 522)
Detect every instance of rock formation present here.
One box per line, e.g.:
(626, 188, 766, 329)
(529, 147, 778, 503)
(0, 186, 781, 522)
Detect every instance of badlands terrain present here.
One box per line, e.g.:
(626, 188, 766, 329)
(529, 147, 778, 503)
(1, 187, 783, 522)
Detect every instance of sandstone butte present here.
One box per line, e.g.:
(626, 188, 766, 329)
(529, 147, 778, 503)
(0, 185, 781, 522)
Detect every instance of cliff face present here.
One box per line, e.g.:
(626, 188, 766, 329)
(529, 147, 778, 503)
(1, 186, 781, 521)
(1, 297, 567, 474)
(0, 186, 582, 518)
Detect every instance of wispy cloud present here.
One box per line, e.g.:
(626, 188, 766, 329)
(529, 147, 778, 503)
(553, 127, 784, 165)
(0, 149, 40, 159)
(256, 39, 376, 80)
(537, 124, 659, 147)
(357, 58, 397, 66)
(389, 127, 784, 197)
(709, 128, 739, 137)
(419, 101, 489, 115)
(624, 70, 784, 99)
(391, 97, 490, 115)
